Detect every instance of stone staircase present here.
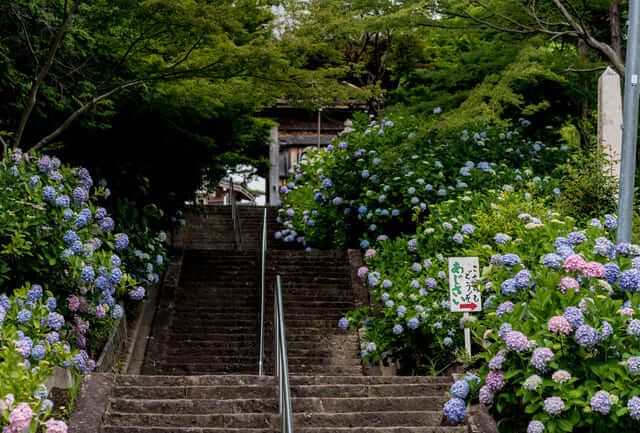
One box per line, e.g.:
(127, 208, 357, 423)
(100, 374, 467, 432)
(70, 205, 470, 433)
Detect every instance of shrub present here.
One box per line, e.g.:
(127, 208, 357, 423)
(277, 113, 568, 250)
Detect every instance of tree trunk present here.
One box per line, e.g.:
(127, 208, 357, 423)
(578, 39, 590, 120)
(610, 0, 623, 60)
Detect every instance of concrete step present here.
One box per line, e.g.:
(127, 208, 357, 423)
(102, 428, 468, 433)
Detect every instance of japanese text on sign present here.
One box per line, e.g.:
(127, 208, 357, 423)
(448, 257, 481, 312)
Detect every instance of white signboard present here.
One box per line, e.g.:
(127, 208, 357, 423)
(448, 257, 481, 313)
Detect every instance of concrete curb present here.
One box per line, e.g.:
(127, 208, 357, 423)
(68, 373, 115, 433)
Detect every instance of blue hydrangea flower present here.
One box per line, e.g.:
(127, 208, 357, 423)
(450, 380, 470, 399)
(46, 297, 56, 312)
(604, 262, 621, 285)
(110, 268, 123, 284)
(338, 317, 349, 330)
(393, 324, 404, 335)
(0, 294, 10, 310)
(443, 337, 453, 346)
(100, 217, 115, 233)
(47, 312, 64, 330)
(563, 307, 584, 330)
(55, 195, 70, 207)
(17, 310, 32, 323)
(501, 279, 517, 295)
(443, 397, 466, 424)
(594, 237, 615, 258)
(111, 304, 124, 320)
(501, 254, 521, 267)
(114, 233, 129, 250)
(27, 285, 43, 302)
(81, 266, 95, 283)
(620, 269, 640, 291)
(494, 233, 510, 244)
(543, 396, 564, 415)
(452, 233, 463, 244)
(407, 318, 419, 330)
(604, 214, 617, 229)
(42, 186, 57, 201)
(31, 344, 46, 361)
(542, 253, 562, 269)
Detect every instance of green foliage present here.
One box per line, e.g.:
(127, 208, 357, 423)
(277, 112, 567, 249)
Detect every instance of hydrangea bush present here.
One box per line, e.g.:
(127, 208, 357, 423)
(460, 215, 640, 432)
(341, 190, 580, 371)
(277, 113, 568, 249)
(0, 150, 169, 432)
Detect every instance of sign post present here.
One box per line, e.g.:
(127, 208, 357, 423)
(448, 257, 481, 358)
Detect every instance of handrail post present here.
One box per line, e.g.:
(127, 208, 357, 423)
(275, 275, 293, 433)
(258, 208, 267, 376)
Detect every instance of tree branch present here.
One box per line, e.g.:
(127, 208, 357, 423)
(13, 0, 83, 149)
(30, 80, 144, 151)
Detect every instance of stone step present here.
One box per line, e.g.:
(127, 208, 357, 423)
(109, 396, 449, 414)
(102, 427, 468, 433)
(149, 364, 362, 376)
(115, 375, 451, 387)
(105, 411, 444, 428)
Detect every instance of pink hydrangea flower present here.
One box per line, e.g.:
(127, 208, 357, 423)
(619, 307, 635, 316)
(582, 261, 605, 278)
(357, 266, 369, 279)
(44, 419, 68, 433)
(6, 402, 33, 433)
(548, 316, 572, 335)
(364, 249, 376, 259)
(563, 254, 586, 272)
(558, 277, 580, 294)
(67, 295, 80, 312)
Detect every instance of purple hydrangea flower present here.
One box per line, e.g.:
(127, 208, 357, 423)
(496, 301, 514, 317)
(461, 224, 475, 235)
(485, 370, 505, 392)
(543, 397, 565, 416)
(627, 357, 640, 375)
(531, 347, 554, 371)
(31, 344, 46, 360)
(575, 325, 599, 347)
(628, 319, 640, 337)
(527, 420, 545, 433)
(590, 390, 612, 415)
(628, 396, 640, 420)
(489, 350, 507, 370)
(478, 385, 494, 405)
(504, 331, 529, 352)
(111, 305, 124, 319)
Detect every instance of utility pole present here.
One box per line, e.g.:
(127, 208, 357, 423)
(617, 0, 640, 243)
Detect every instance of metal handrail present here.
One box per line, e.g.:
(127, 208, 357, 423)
(258, 208, 267, 376)
(229, 177, 243, 250)
(274, 275, 293, 433)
